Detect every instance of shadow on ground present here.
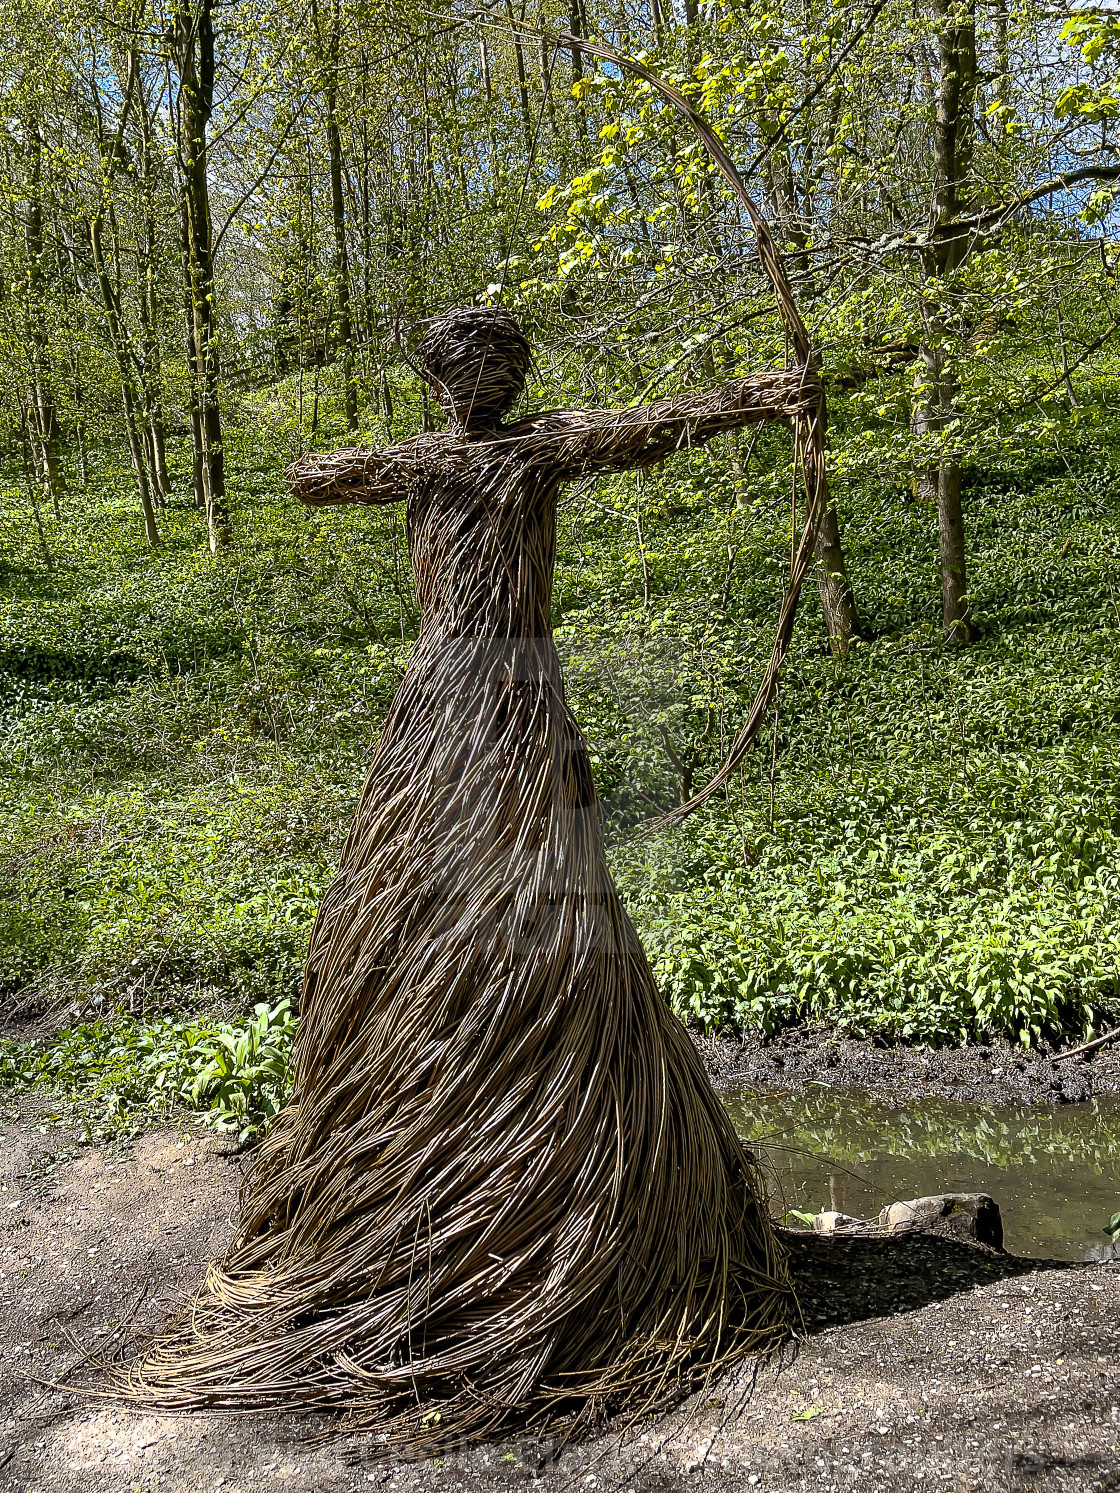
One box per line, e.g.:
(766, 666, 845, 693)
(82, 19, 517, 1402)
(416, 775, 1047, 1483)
(783, 1227, 1070, 1331)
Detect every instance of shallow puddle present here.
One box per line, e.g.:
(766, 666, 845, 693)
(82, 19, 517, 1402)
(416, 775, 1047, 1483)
(726, 1087, 1120, 1262)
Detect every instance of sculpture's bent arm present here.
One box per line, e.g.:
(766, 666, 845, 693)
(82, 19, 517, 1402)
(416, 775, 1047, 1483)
(524, 366, 821, 479)
(285, 445, 414, 506)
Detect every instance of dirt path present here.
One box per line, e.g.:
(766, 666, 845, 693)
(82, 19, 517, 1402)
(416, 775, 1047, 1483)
(700, 1029, 1120, 1108)
(1, 1098, 1117, 1493)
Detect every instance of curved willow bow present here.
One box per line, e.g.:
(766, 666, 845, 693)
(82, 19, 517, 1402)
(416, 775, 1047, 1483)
(479, 13, 830, 820)
(552, 31, 830, 825)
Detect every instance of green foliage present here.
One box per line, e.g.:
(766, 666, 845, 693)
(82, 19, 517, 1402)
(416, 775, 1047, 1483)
(2, 367, 1120, 1061)
(620, 741, 1120, 1044)
(3, 0, 1120, 1146)
(579, 447, 1120, 1044)
(784, 1208, 818, 1227)
(0, 1000, 295, 1144)
(1106, 1211, 1120, 1239)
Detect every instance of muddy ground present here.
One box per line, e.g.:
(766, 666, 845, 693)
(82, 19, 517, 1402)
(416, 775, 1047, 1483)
(1, 1095, 1117, 1493)
(700, 1028, 1120, 1106)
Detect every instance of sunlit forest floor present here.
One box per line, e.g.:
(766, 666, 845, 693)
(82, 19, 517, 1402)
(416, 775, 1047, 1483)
(1, 402, 1118, 1134)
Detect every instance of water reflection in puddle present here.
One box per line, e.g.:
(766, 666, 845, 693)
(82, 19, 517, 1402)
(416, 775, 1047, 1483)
(725, 1087, 1120, 1262)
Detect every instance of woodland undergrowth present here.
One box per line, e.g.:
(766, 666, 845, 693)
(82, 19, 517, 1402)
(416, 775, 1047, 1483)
(2, 370, 1119, 1133)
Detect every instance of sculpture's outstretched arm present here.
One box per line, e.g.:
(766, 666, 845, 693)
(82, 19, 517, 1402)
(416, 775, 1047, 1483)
(285, 445, 414, 506)
(522, 366, 821, 479)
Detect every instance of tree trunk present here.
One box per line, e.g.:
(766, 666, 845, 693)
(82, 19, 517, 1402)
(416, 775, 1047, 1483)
(912, 335, 945, 508)
(537, 26, 557, 136)
(178, 252, 207, 511)
(22, 127, 64, 516)
(358, 102, 377, 353)
(149, 415, 170, 500)
(315, 0, 358, 434)
(569, 0, 585, 82)
(74, 388, 88, 485)
(138, 87, 171, 499)
(993, 0, 1009, 106)
(762, 134, 811, 278)
(937, 460, 969, 642)
(60, 251, 90, 485)
(915, 0, 976, 643)
(814, 500, 861, 652)
(649, 0, 664, 48)
(24, 411, 43, 483)
(174, 0, 227, 552)
(88, 215, 159, 546)
(380, 365, 394, 438)
(19, 412, 53, 571)
(503, 0, 534, 154)
(77, 52, 157, 544)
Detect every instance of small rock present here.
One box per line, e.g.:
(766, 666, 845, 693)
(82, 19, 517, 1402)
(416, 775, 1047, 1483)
(878, 1193, 1003, 1249)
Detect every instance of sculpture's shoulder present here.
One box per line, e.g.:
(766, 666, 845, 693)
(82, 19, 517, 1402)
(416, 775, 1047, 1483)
(463, 411, 587, 476)
(497, 410, 580, 448)
(391, 431, 457, 476)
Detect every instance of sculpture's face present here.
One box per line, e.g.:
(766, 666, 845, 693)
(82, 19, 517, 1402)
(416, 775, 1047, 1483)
(419, 308, 532, 428)
(433, 355, 526, 425)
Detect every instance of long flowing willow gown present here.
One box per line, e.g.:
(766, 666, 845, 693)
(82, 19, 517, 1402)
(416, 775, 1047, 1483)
(138, 378, 806, 1441)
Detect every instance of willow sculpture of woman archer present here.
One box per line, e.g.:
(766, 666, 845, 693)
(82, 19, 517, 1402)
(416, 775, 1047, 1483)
(133, 307, 821, 1446)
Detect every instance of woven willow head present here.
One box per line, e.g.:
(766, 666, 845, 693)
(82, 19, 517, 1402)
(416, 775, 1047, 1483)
(417, 306, 532, 427)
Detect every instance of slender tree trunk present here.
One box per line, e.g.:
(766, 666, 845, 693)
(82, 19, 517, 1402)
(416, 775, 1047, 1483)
(747, 113, 855, 646)
(358, 104, 377, 353)
(178, 241, 207, 511)
(174, 0, 227, 552)
(915, 0, 976, 643)
(993, 0, 1009, 105)
(88, 215, 159, 546)
(137, 88, 171, 499)
(741, 85, 853, 644)
(503, 0, 535, 153)
(814, 501, 861, 651)
(315, 0, 358, 433)
(569, 0, 585, 80)
(535, 9, 556, 135)
(61, 249, 90, 484)
(476, 33, 501, 178)
(19, 413, 53, 570)
(912, 335, 944, 508)
(146, 419, 170, 501)
(649, 0, 664, 48)
(149, 413, 170, 499)
(22, 127, 64, 514)
(77, 52, 157, 543)
(123, 388, 160, 546)
(937, 459, 969, 642)
(23, 410, 42, 482)
(762, 134, 811, 278)
(73, 382, 88, 485)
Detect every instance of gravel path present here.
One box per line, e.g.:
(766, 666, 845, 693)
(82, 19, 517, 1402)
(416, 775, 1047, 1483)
(1, 1099, 1117, 1493)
